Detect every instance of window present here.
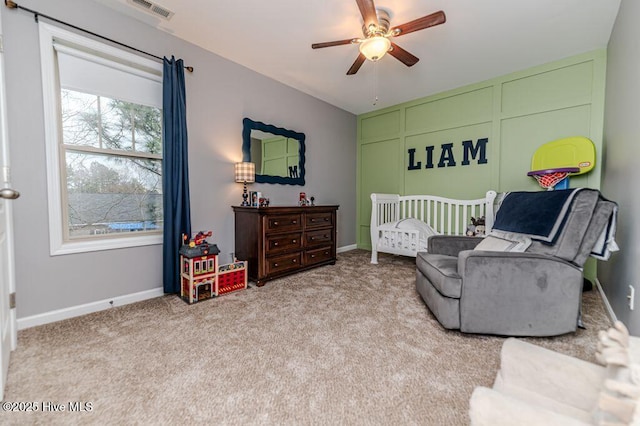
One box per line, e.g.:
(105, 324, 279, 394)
(39, 23, 164, 255)
(61, 90, 162, 239)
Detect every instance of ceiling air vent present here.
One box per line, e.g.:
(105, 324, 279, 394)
(127, 0, 174, 20)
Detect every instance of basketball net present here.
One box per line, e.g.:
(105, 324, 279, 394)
(531, 171, 569, 190)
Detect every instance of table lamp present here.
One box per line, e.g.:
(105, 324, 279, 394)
(234, 162, 255, 206)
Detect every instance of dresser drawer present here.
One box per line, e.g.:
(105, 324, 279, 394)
(305, 246, 333, 266)
(305, 229, 333, 247)
(265, 214, 302, 233)
(266, 232, 302, 254)
(305, 212, 334, 229)
(266, 252, 302, 275)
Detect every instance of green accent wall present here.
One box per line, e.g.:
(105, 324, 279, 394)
(357, 50, 607, 252)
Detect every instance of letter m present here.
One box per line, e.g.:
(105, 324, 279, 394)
(461, 138, 488, 165)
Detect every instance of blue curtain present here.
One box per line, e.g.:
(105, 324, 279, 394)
(162, 56, 191, 293)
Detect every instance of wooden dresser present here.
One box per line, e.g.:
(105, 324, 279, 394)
(233, 205, 338, 286)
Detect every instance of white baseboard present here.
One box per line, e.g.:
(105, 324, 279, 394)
(594, 278, 617, 323)
(337, 244, 357, 253)
(17, 287, 164, 330)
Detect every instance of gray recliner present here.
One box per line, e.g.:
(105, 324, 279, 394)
(415, 188, 617, 336)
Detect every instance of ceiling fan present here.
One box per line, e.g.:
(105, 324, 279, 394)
(311, 0, 446, 75)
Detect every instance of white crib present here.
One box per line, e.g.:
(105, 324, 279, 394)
(370, 191, 498, 264)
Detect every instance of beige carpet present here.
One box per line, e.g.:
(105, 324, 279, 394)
(3, 250, 611, 425)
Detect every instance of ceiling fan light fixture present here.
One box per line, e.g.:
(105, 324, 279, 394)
(311, 1, 446, 74)
(359, 36, 391, 61)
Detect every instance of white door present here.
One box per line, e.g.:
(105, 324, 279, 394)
(0, 7, 18, 401)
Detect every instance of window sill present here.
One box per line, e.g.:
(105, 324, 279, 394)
(51, 233, 162, 256)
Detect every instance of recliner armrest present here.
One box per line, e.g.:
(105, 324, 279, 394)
(427, 235, 482, 256)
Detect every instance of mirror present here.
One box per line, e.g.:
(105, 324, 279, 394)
(242, 117, 306, 185)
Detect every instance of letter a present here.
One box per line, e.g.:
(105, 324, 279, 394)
(437, 143, 456, 168)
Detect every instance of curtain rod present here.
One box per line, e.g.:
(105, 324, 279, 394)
(4, 0, 194, 72)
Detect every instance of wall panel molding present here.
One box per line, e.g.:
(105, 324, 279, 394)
(356, 49, 607, 249)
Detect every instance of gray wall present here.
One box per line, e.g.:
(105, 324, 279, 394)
(601, 0, 640, 333)
(3, 0, 356, 319)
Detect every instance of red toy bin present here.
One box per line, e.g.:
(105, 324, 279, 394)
(217, 261, 248, 295)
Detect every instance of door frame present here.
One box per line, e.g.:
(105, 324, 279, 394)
(0, 5, 19, 400)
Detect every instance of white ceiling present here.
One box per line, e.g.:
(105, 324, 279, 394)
(96, 0, 621, 115)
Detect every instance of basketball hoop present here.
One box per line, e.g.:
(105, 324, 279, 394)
(527, 167, 580, 190)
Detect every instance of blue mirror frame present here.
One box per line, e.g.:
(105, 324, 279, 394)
(242, 117, 306, 185)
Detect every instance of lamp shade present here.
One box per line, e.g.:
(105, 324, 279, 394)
(235, 162, 255, 183)
(359, 36, 391, 61)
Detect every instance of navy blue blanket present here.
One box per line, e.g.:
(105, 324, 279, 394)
(492, 189, 580, 243)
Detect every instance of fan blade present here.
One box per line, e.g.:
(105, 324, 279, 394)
(312, 39, 355, 49)
(347, 53, 366, 75)
(392, 10, 446, 36)
(388, 43, 419, 67)
(356, 0, 378, 31)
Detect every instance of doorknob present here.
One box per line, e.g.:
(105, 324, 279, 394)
(0, 188, 19, 199)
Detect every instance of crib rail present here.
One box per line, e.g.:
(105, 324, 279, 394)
(371, 191, 496, 235)
(370, 191, 497, 264)
(397, 194, 494, 235)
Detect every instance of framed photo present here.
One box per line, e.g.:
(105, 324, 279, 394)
(249, 191, 261, 207)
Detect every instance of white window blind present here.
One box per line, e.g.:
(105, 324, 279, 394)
(54, 42, 162, 109)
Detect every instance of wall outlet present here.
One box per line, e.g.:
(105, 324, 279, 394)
(628, 285, 635, 310)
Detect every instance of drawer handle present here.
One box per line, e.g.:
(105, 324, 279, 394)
(292, 259, 297, 263)
(310, 237, 315, 241)
(310, 218, 316, 222)
(292, 220, 297, 224)
(324, 235, 328, 238)
(292, 240, 297, 243)
(274, 242, 278, 246)
(274, 263, 278, 267)
(273, 221, 279, 226)
(311, 254, 316, 258)
(324, 218, 329, 221)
